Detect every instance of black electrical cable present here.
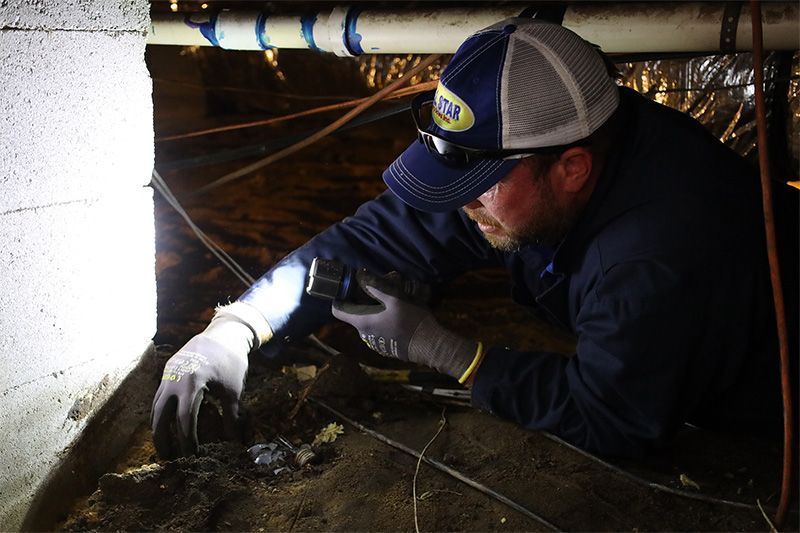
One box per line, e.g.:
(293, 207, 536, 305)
(156, 100, 411, 172)
(307, 396, 563, 532)
(151, 170, 254, 286)
(538, 431, 793, 515)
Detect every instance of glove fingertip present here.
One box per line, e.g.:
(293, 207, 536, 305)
(150, 392, 162, 426)
(174, 389, 203, 456)
(151, 395, 178, 460)
(221, 399, 242, 442)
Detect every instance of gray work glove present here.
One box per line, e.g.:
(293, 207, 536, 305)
(331, 271, 482, 383)
(151, 316, 252, 459)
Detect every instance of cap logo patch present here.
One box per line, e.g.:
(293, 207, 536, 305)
(432, 84, 474, 132)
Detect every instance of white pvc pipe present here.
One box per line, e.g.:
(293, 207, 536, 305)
(260, 15, 308, 50)
(146, 3, 799, 54)
(148, 13, 213, 47)
(347, 7, 522, 54)
(564, 2, 798, 53)
(215, 11, 266, 50)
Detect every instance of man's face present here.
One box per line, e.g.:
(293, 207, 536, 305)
(462, 156, 582, 251)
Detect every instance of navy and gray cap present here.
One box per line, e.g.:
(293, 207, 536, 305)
(382, 18, 620, 212)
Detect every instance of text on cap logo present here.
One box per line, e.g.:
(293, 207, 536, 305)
(432, 84, 474, 132)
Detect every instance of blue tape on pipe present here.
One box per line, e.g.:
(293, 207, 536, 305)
(300, 14, 319, 51)
(255, 12, 272, 49)
(184, 13, 220, 46)
(344, 7, 364, 55)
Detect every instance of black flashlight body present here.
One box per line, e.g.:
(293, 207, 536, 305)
(306, 257, 431, 304)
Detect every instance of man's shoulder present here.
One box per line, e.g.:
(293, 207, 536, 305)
(589, 189, 762, 277)
(589, 198, 694, 271)
(586, 89, 761, 268)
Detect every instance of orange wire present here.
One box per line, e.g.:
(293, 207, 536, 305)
(750, 1, 794, 528)
(156, 80, 439, 143)
(191, 54, 441, 196)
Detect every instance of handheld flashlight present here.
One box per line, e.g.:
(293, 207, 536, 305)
(305, 257, 368, 302)
(306, 257, 431, 304)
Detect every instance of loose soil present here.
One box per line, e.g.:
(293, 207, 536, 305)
(61, 332, 793, 531)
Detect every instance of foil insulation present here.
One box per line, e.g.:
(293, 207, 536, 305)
(354, 52, 799, 176)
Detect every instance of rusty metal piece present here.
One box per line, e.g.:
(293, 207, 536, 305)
(277, 436, 317, 467)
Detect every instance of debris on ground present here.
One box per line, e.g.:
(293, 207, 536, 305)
(679, 473, 701, 491)
(312, 422, 344, 446)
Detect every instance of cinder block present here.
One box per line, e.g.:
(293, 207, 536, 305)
(0, 30, 154, 213)
(0, 341, 153, 531)
(0, 0, 149, 32)
(0, 188, 156, 393)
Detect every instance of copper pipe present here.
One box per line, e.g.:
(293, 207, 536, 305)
(750, 1, 794, 528)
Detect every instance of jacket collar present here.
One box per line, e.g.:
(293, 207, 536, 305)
(549, 87, 639, 274)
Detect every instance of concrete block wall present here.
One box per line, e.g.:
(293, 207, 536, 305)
(0, 1, 155, 529)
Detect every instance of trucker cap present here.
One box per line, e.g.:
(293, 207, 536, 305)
(383, 18, 620, 212)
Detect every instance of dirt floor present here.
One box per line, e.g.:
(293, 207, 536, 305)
(60, 343, 794, 532)
(58, 46, 797, 531)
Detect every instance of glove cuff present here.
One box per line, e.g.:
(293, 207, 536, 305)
(457, 341, 485, 384)
(214, 301, 274, 349)
(202, 316, 255, 358)
(410, 317, 479, 380)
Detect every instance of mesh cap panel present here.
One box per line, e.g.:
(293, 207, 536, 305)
(500, 20, 620, 149)
(503, 39, 579, 147)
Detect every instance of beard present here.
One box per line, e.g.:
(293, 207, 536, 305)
(463, 181, 581, 251)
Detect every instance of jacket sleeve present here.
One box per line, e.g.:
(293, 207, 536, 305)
(471, 256, 700, 457)
(238, 189, 504, 347)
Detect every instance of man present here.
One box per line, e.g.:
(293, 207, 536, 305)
(151, 19, 781, 459)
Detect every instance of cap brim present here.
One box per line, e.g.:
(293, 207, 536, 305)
(382, 140, 518, 213)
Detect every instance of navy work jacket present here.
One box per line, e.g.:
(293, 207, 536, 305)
(239, 88, 780, 457)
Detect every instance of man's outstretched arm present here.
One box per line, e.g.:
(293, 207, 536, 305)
(471, 257, 703, 458)
(151, 189, 510, 457)
(236, 189, 508, 345)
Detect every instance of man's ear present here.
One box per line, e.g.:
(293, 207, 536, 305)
(556, 147, 593, 193)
